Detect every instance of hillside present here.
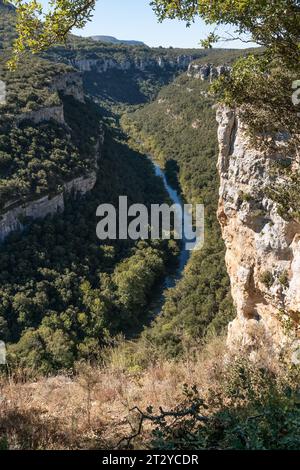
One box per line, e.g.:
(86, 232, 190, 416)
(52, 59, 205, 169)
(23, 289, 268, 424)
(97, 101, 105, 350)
(90, 35, 146, 46)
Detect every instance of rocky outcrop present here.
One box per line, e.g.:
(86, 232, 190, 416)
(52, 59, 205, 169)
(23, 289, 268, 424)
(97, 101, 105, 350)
(16, 71, 85, 125)
(216, 106, 300, 359)
(0, 131, 103, 242)
(72, 55, 195, 74)
(51, 72, 85, 103)
(0, 173, 97, 242)
(16, 105, 65, 126)
(188, 63, 231, 81)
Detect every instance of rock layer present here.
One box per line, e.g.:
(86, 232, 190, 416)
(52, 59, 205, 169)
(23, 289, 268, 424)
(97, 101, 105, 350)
(16, 105, 65, 126)
(187, 63, 231, 81)
(72, 55, 195, 73)
(0, 171, 98, 242)
(216, 106, 300, 357)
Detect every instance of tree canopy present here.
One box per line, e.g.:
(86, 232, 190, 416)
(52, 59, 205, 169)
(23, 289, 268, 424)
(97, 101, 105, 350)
(151, 0, 300, 63)
(5, 0, 96, 67)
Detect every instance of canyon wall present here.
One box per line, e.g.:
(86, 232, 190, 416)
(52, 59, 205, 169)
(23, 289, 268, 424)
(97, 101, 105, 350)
(0, 70, 103, 242)
(0, 173, 97, 242)
(187, 63, 231, 81)
(217, 106, 300, 360)
(71, 55, 195, 74)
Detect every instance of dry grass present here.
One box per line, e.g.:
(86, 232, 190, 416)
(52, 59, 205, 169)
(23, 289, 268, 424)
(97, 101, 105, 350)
(0, 336, 288, 450)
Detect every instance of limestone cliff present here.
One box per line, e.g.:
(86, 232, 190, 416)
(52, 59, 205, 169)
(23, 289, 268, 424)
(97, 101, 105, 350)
(0, 131, 103, 242)
(216, 106, 300, 359)
(16, 105, 66, 126)
(51, 72, 85, 103)
(72, 54, 194, 74)
(187, 63, 231, 81)
(0, 172, 98, 242)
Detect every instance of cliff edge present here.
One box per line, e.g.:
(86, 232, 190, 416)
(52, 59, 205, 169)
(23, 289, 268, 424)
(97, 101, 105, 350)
(217, 106, 300, 360)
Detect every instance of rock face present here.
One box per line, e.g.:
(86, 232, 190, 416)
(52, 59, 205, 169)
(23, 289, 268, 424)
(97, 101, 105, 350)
(72, 55, 195, 74)
(216, 106, 300, 357)
(0, 173, 97, 242)
(51, 72, 85, 103)
(187, 63, 231, 81)
(0, 170, 98, 243)
(16, 105, 65, 125)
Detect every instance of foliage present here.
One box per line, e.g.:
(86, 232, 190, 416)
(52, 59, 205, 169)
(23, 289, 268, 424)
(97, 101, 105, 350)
(8, 0, 300, 67)
(6, 0, 96, 68)
(151, 0, 300, 66)
(0, 8, 100, 207)
(124, 360, 300, 450)
(268, 162, 300, 222)
(1, 128, 178, 373)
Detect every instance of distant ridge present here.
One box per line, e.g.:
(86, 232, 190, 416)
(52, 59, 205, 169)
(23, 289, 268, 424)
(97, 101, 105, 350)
(90, 35, 147, 46)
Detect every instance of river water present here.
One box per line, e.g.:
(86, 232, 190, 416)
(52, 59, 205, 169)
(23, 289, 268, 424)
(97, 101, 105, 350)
(151, 159, 192, 290)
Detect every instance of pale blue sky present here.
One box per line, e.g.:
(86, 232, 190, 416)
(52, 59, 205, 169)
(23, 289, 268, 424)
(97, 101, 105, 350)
(41, 0, 255, 49)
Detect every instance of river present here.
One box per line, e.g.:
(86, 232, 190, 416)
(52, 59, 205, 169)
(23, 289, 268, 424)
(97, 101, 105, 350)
(150, 158, 192, 291)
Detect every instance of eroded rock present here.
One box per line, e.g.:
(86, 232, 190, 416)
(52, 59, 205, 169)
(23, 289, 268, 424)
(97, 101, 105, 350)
(217, 106, 300, 358)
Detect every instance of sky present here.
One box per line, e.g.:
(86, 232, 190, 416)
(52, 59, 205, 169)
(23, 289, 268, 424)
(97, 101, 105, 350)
(41, 0, 256, 49)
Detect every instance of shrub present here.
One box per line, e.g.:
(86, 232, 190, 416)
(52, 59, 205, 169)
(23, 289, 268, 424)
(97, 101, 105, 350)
(260, 271, 274, 288)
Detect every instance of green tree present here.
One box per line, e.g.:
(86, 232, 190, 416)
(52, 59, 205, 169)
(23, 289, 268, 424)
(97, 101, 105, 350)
(6, 0, 96, 67)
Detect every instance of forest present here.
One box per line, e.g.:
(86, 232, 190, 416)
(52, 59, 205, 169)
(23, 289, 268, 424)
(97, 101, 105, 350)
(0, 123, 180, 372)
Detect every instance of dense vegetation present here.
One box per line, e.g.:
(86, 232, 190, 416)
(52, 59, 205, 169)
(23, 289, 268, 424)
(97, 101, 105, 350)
(122, 71, 235, 359)
(0, 4, 101, 207)
(0, 3, 182, 372)
(78, 48, 256, 115)
(0, 3, 239, 369)
(82, 67, 182, 114)
(0, 55, 74, 114)
(0, 1, 16, 50)
(49, 37, 255, 115)
(1, 340, 299, 450)
(0, 127, 178, 373)
(0, 96, 101, 209)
